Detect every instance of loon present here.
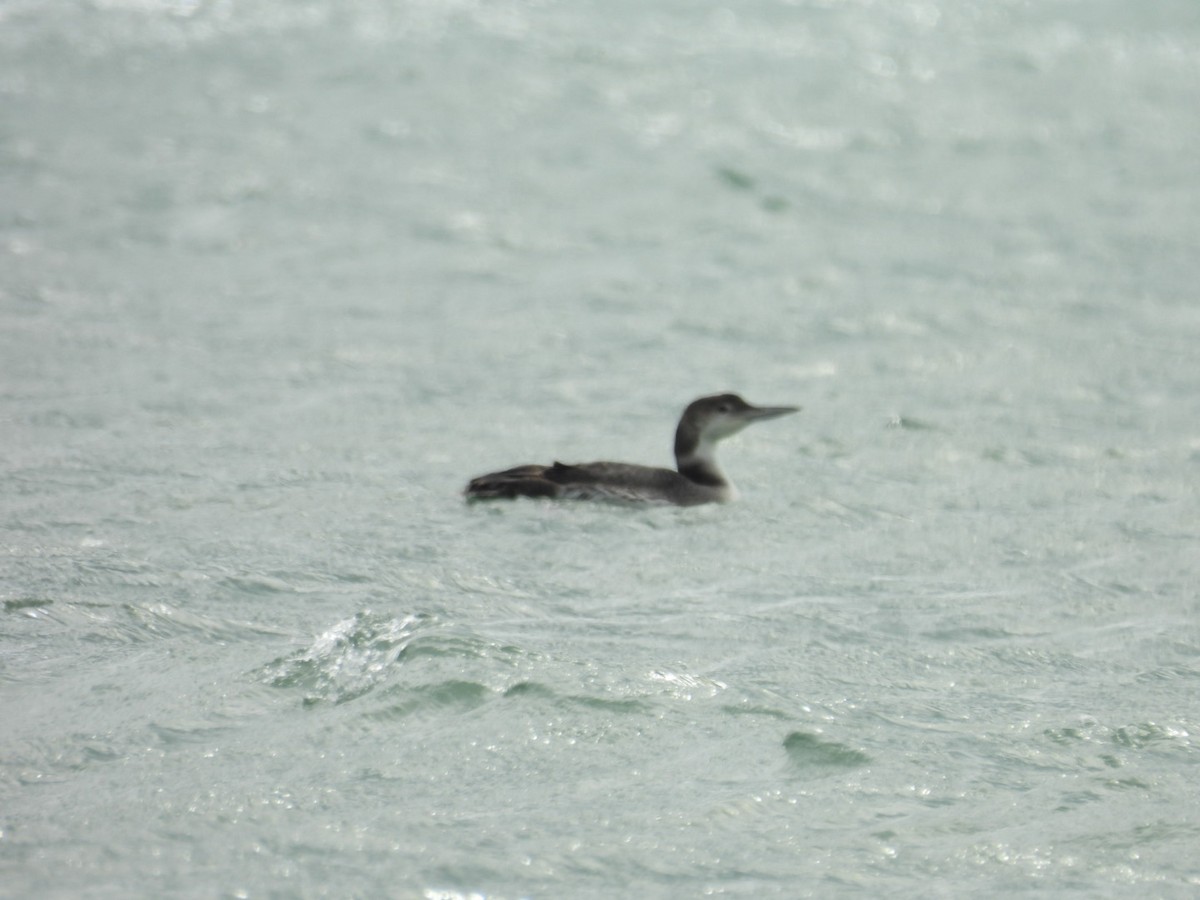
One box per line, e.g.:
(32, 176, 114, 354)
(464, 393, 798, 506)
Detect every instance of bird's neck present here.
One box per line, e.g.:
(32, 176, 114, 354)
(674, 429, 728, 488)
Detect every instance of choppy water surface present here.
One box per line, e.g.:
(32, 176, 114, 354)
(2, 1, 1199, 896)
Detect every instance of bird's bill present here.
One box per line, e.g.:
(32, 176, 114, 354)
(743, 404, 800, 420)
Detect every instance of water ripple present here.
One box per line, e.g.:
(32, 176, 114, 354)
(263, 611, 431, 705)
(262, 611, 524, 708)
(782, 731, 871, 770)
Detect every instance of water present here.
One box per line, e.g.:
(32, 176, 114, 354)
(3, 1, 1199, 896)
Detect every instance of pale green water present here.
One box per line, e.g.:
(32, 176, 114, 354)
(2, 1, 1200, 897)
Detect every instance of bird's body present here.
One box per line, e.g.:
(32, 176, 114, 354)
(464, 393, 797, 506)
(466, 460, 728, 506)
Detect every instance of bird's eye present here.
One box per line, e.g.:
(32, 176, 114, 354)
(717, 404, 730, 413)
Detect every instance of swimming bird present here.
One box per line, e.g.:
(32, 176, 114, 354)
(464, 393, 798, 505)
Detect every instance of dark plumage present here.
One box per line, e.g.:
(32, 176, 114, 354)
(464, 393, 798, 506)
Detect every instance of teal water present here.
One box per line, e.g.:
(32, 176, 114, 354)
(3, 1, 1199, 896)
